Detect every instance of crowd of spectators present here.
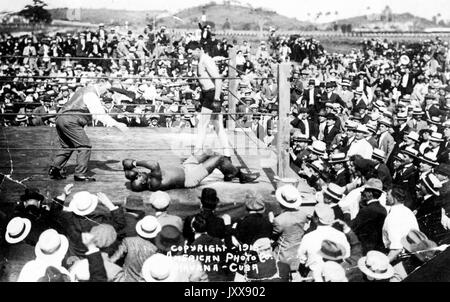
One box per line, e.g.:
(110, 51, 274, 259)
(1, 23, 450, 282)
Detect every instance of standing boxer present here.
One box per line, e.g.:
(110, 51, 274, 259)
(185, 41, 237, 179)
(48, 81, 128, 181)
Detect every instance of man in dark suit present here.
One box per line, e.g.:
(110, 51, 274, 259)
(392, 148, 420, 210)
(371, 149, 393, 191)
(290, 108, 319, 140)
(398, 67, 415, 96)
(250, 114, 265, 140)
(424, 94, 444, 121)
(416, 173, 447, 243)
(150, 98, 166, 126)
(322, 82, 347, 109)
(323, 113, 341, 148)
(183, 188, 227, 244)
(350, 178, 387, 255)
(327, 153, 350, 187)
(302, 79, 322, 112)
(233, 194, 273, 246)
(392, 112, 410, 142)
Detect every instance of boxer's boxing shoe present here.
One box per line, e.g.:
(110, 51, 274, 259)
(237, 170, 260, 184)
(74, 175, 96, 182)
(219, 157, 239, 182)
(48, 167, 66, 180)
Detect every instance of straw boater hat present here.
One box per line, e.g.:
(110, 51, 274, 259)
(136, 216, 162, 239)
(372, 148, 386, 162)
(429, 132, 444, 143)
(358, 251, 394, 280)
(275, 184, 302, 209)
(35, 229, 69, 262)
(400, 146, 419, 159)
(405, 131, 420, 143)
(328, 153, 349, 164)
(314, 203, 335, 225)
(418, 153, 439, 167)
(148, 191, 171, 210)
(355, 124, 370, 135)
(427, 116, 442, 125)
(308, 140, 327, 156)
(366, 123, 377, 134)
(141, 253, 177, 282)
(5, 217, 31, 244)
(420, 173, 442, 196)
(397, 112, 408, 121)
(321, 261, 348, 282)
(412, 108, 425, 116)
(306, 160, 325, 174)
(69, 191, 98, 216)
(323, 183, 345, 201)
(378, 117, 393, 128)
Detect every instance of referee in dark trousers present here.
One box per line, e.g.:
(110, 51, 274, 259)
(49, 81, 128, 181)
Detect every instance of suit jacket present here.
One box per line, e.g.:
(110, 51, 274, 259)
(424, 104, 443, 120)
(323, 125, 341, 147)
(406, 119, 428, 133)
(398, 73, 415, 95)
(378, 132, 396, 162)
(393, 124, 410, 142)
(416, 196, 448, 243)
(183, 209, 226, 244)
(393, 164, 419, 210)
(350, 201, 387, 255)
(376, 163, 393, 190)
(322, 92, 347, 109)
(234, 213, 273, 245)
(290, 118, 319, 139)
(302, 88, 322, 111)
(333, 169, 350, 187)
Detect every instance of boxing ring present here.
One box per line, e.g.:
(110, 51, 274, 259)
(0, 53, 317, 220)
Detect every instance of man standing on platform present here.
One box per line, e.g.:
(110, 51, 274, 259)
(185, 41, 237, 179)
(48, 81, 128, 181)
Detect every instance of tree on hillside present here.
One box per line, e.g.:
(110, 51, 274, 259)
(18, 0, 52, 24)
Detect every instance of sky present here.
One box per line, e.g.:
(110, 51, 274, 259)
(1, 0, 450, 23)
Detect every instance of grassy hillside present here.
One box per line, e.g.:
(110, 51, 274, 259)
(49, 3, 315, 31)
(49, 8, 165, 26)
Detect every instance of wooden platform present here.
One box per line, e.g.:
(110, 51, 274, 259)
(0, 127, 316, 218)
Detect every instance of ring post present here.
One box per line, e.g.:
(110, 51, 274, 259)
(277, 63, 291, 179)
(228, 47, 237, 130)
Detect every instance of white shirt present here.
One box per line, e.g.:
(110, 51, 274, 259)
(382, 204, 419, 250)
(84, 91, 119, 128)
(297, 225, 350, 269)
(309, 89, 315, 105)
(347, 138, 374, 159)
(197, 53, 220, 91)
(339, 187, 363, 220)
(402, 74, 409, 88)
(378, 131, 388, 149)
(419, 141, 430, 155)
(302, 119, 310, 138)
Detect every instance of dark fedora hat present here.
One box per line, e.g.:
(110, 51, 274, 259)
(124, 195, 145, 211)
(20, 188, 44, 202)
(199, 188, 219, 209)
(318, 239, 350, 261)
(154, 225, 184, 253)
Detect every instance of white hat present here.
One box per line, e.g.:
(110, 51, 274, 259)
(372, 148, 386, 161)
(149, 191, 171, 210)
(308, 140, 327, 156)
(321, 261, 348, 282)
(406, 131, 420, 142)
(355, 124, 370, 135)
(429, 132, 444, 142)
(136, 216, 161, 239)
(69, 191, 98, 216)
(275, 184, 302, 209)
(357, 250, 394, 280)
(421, 173, 443, 196)
(35, 229, 69, 262)
(142, 253, 176, 282)
(323, 183, 345, 201)
(5, 217, 31, 244)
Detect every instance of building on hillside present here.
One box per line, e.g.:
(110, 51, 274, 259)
(0, 13, 30, 24)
